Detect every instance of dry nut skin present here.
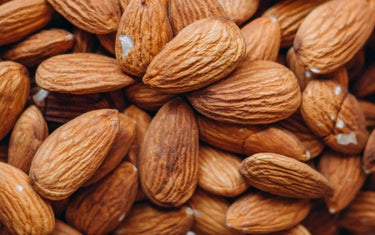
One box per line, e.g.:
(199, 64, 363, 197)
(52, 220, 82, 235)
(8, 105, 48, 173)
(139, 98, 199, 207)
(29, 109, 119, 200)
(66, 162, 138, 235)
(198, 145, 247, 197)
(0, 0, 53, 46)
(363, 130, 375, 174)
(36, 53, 135, 94)
(143, 17, 246, 93)
(47, 0, 121, 34)
(226, 192, 311, 234)
(0, 61, 30, 141)
(217, 0, 259, 26)
(300, 80, 368, 154)
(114, 203, 194, 235)
(115, 0, 173, 77)
(294, 0, 375, 74)
(239, 153, 333, 198)
(0, 163, 55, 235)
(2, 29, 74, 67)
(168, 0, 227, 34)
(318, 151, 366, 213)
(189, 60, 301, 125)
(353, 64, 375, 98)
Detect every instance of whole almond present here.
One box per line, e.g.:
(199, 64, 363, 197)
(139, 98, 199, 207)
(52, 220, 82, 235)
(29, 109, 119, 200)
(359, 100, 375, 127)
(36, 53, 135, 94)
(143, 17, 246, 93)
(0, 162, 55, 235)
(217, 0, 259, 25)
(363, 130, 375, 174)
(353, 64, 375, 98)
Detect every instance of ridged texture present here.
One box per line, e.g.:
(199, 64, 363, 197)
(294, 0, 375, 74)
(0, 61, 30, 141)
(29, 109, 119, 200)
(318, 151, 366, 213)
(46, 0, 121, 34)
(52, 220, 82, 235)
(189, 60, 301, 125)
(36, 53, 135, 94)
(115, 0, 173, 77)
(239, 153, 333, 198)
(226, 192, 311, 233)
(188, 189, 242, 235)
(272, 224, 311, 235)
(263, 0, 326, 47)
(139, 98, 199, 207)
(72, 28, 96, 53)
(198, 145, 247, 197)
(359, 100, 375, 127)
(168, 0, 227, 34)
(363, 130, 375, 174)
(2, 29, 74, 67)
(240, 17, 281, 63)
(0, 163, 55, 235)
(353, 64, 375, 98)
(113, 203, 194, 235)
(217, 0, 259, 25)
(125, 83, 176, 111)
(303, 203, 338, 235)
(8, 105, 48, 173)
(143, 17, 246, 93)
(198, 115, 309, 161)
(97, 32, 116, 55)
(0, 0, 53, 46)
(66, 162, 138, 235)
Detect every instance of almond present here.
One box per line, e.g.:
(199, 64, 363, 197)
(52, 220, 82, 235)
(97, 32, 116, 55)
(359, 100, 375, 127)
(286, 47, 315, 90)
(363, 130, 375, 174)
(118, 0, 129, 12)
(217, 0, 259, 25)
(143, 17, 246, 93)
(353, 64, 375, 98)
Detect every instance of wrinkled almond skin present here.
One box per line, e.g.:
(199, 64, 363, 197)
(143, 17, 246, 93)
(239, 153, 333, 198)
(189, 60, 301, 125)
(353, 64, 375, 98)
(294, 0, 375, 74)
(8, 105, 48, 173)
(114, 203, 194, 235)
(318, 151, 366, 213)
(0, 163, 55, 235)
(226, 192, 311, 234)
(303, 203, 339, 235)
(139, 98, 199, 207)
(52, 220, 82, 235)
(66, 162, 138, 235)
(0, 0, 53, 46)
(29, 109, 119, 200)
(115, 0, 173, 77)
(0, 61, 30, 141)
(47, 0, 121, 34)
(217, 0, 259, 25)
(36, 53, 135, 94)
(198, 145, 247, 197)
(363, 130, 375, 174)
(2, 29, 74, 67)
(359, 100, 375, 127)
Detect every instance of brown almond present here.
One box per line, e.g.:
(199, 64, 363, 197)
(363, 130, 375, 174)
(217, 0, 259, 25)
(118, 0, 129, 12)
(52, 220, 82, 235)
(359, 100, 375, 127)
(353, 64, 375, 98)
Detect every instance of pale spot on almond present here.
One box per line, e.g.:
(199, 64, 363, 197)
(16, 185, 23, 192)
(335, 86, 341, 95)
(305, 70, 312, 78)
(337, 133, 357, 145)
(310, 67, 320, 73)
(119, 34, 133, 57)
(336, 119, 344, 129)
(329, 208, 336, 214)
(65, 34, 73, 40)
(33, 88, 49, 105)
(269, 16, 277, 22)
(185, 207, 194, 215)
(118, 212, 126, 221)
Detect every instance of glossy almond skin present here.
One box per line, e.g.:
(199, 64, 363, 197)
(239, 153, 333, 198)
(0, 62, 30, 141)
(139, 98, 199, 207)
(363, 130, 375, 174)
(114, 203, 194, 235)
(0, 163, 55, 235)
(353, 64, 375, 98)
(36, 53, 135, 94)
(2, 29, 74, 67)
(0, 0, 53, 46)
(189, 61, 301, 125)
(217, 0, 259, 25)
(29, 109, 119, 200)
(8, 105, 48, 173)
(143, 17, 246, 93)
(52, 220, 82, 235)
(115, 0, 173, 77)
(47, 0, 121, 34)
(226, 192, 311, 234)
(66, 162, 138, 235)
(294, 0, 375, 74)
(198, 145, 247, 197)
(318, 151, 366, 213)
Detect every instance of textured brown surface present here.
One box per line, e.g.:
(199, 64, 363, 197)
(139, 98, 199, 207)
(189, 60, 301, 125)
(36, 53, 135, 94)
(353, 64, 375, 98)
(8, 105, 48, 173)
(29, 109, 119, 200)
(143, 17, 246, 93)
(66, 162, 138, 235)
(0, 162, 55, 235)
(359, 100, 375, 127)
(363, 130, 375, 174)
(52, 220, 82, 235)
(217, 0, 258, 25)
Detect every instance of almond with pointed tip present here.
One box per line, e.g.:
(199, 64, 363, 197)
(363, 130, 375, 174)
(217, 0, 259, 25)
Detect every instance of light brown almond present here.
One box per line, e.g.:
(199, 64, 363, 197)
(217, 0, 259, 25)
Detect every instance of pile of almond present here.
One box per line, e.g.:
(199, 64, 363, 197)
(0, 0, 374, 234)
